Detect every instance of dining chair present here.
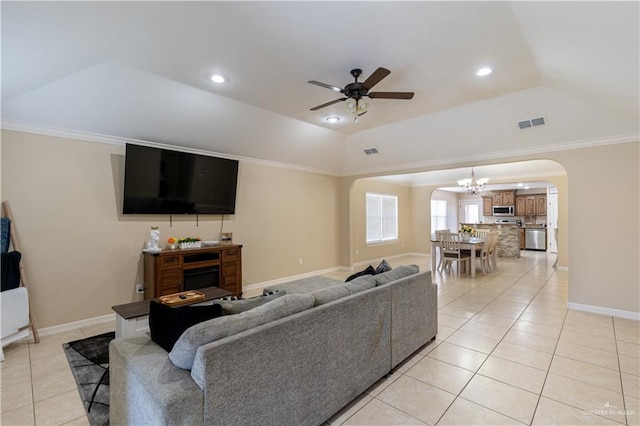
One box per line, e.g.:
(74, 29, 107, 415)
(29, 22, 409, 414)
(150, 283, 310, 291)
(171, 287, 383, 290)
(439, 232, 471, 275)
(488, 231, 499, 271)
(434, 229, 450, 273)
(474, 229, 490, 240)
(476, 232, 497, 274)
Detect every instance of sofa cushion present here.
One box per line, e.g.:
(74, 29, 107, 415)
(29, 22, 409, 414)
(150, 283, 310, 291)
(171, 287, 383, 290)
(169, 294, 315, 370)
(345, 277, 376, 294)
(349, 274, 377, 288)
(148, 300, 224, 352)
(345, 265, 375, 282)
(214, 290, 286, 315)
(263, 276, 342, 294)
(373, 265, 420, 286)
(310, 285, 350, 306)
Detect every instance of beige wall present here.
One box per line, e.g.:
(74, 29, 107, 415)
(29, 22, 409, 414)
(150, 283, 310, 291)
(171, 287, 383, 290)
(349, 179, 412, 265)
(2, 129, 637, 328)
(1, 130, 341, 328)
(551, 143, 639, 313)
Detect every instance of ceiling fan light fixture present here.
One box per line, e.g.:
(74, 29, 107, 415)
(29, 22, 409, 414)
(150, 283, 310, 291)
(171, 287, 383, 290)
(476, 67, 492, 77)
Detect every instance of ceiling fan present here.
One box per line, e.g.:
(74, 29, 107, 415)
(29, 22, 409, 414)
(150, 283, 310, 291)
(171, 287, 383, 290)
(308, 67, 414, 122)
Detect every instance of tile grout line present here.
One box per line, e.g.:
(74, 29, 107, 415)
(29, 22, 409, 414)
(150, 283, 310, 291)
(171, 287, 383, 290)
(432, 255, 556, 425)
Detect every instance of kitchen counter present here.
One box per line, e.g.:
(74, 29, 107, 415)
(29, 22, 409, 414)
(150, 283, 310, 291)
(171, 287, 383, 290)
(461, 223, 520, 258)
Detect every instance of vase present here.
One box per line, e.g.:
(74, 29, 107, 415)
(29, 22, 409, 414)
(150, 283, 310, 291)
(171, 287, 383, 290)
(461, 233, 471, 241)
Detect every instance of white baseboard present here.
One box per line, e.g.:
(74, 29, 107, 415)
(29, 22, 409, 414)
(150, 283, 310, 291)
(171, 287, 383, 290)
(567, 302, 640, 321)
(38, 313, 115, 337)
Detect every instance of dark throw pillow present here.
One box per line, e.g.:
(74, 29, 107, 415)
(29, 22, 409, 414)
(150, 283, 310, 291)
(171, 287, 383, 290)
(148, 300, 223, 352)
(375, 259, 392, 274)
(345, 265, 376, 282)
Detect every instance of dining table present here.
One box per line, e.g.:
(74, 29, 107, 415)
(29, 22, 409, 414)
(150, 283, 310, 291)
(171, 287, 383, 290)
(430, 236, 485, 278)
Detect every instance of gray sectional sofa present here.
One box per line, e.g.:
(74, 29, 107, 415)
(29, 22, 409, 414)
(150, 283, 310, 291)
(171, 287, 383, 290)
(109, 265, 437, 426)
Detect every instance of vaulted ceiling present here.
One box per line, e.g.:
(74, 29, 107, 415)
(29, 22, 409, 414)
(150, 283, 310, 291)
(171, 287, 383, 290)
(2, 1, 638, 177)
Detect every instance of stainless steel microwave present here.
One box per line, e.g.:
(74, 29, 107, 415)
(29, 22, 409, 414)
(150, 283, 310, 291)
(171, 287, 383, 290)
(493, 206, 514, 216)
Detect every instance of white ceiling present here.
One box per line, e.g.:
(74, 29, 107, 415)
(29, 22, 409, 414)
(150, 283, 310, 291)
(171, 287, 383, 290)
(2, 2, 638, 177)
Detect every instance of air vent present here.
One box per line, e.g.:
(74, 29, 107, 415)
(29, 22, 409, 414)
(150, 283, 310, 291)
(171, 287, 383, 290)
(518, 116, 546, 130)
(364, 148, 379, 155)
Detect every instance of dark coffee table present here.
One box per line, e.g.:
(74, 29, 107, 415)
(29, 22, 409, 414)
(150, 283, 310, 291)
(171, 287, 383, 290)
(111, 286, 233, 338)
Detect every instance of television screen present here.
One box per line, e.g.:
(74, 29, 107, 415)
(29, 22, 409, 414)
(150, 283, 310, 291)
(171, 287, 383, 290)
(123, 144, 239, 215)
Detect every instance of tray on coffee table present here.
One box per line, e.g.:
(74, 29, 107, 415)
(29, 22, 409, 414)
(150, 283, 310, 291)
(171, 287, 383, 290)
(159, 290, 205, 307)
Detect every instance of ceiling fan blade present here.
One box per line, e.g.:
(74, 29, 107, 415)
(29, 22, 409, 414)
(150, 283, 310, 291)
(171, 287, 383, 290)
(362, 67, 391, 90)
(310, 98, 347, 111)
(307, 80, 344, 93)
(368, 91, 415, 99)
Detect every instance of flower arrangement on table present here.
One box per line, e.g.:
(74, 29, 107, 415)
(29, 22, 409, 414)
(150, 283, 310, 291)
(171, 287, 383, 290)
(459, 225, 474, 234)
(177, 237, 201, 249)
(459, 225, 475, 240)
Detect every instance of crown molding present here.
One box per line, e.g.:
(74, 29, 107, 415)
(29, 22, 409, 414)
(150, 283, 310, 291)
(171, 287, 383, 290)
(344, 133, 640, 177)
(1, 121, 341, 177)
(2, 121, 637, 179)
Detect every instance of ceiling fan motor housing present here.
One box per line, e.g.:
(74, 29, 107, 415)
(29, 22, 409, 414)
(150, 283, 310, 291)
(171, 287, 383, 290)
(344, 82, 367, 100)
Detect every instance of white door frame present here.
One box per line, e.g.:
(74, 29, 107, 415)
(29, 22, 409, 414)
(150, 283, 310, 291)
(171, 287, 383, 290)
(547, 191, 558, 253)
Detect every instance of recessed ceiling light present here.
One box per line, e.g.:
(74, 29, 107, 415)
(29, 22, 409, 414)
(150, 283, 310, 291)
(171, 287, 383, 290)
(517, 183, 524, 187)
(476, 67, 492, 77)
(209, 74, 226, 84)
(326, 116, 340, 123)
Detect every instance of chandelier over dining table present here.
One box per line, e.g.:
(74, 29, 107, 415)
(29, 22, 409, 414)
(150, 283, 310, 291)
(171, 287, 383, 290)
(458, 167, 489, 195)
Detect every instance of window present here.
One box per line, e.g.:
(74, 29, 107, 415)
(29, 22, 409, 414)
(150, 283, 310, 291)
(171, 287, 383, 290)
(366, 193, 398, 244)
(431, 199, 447, 231)
(460, 200, 481, 224)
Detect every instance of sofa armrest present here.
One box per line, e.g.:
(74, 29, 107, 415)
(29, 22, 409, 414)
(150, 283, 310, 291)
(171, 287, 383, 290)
(109, 332, 204, 426)
(389, 271, 438, 367)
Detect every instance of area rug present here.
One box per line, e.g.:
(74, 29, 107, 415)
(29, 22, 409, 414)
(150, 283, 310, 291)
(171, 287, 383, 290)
(63, 331, 114, 426)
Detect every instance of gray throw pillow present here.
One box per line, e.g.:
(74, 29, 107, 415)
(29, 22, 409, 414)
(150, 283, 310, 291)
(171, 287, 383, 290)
(169, 294, 315, 370)
(214, 290, 286, 315)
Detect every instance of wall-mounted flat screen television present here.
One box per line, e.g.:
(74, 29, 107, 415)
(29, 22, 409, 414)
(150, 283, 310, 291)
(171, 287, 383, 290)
(123, 144, 239, 215)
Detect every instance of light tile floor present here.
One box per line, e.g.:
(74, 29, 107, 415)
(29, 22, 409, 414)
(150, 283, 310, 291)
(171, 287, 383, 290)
(1, 251, 638, 425)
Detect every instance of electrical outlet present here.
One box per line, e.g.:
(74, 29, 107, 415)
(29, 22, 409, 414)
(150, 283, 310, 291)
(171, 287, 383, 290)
(298, 257, 304, 265)
(355, 249, 359, 255)
(135, 283, 144, 294)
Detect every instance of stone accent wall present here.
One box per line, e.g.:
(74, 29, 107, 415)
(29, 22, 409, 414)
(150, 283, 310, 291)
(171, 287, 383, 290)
(464, 224, 521, 258)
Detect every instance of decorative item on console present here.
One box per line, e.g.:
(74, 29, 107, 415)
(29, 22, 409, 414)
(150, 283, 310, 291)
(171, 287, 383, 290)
(167, 237, 177, 250)
(220, 232, 233, 244)
(143, 226, 161, 252)
(178, 237, 202, 249)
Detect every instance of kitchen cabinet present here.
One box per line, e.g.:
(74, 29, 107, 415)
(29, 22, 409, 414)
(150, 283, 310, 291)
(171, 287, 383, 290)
(503, 191, 515, 206)
(492, 191, 515, 206)
(515, 196, 526, 216)
(525, 196, 536, 216)
(536, 195, 547, 216)
(483, 197, 493, 216)
(520, 228, 525, 250)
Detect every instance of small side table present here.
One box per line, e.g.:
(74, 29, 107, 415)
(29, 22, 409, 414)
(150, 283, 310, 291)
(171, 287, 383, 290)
(111, 286, 233, 338)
